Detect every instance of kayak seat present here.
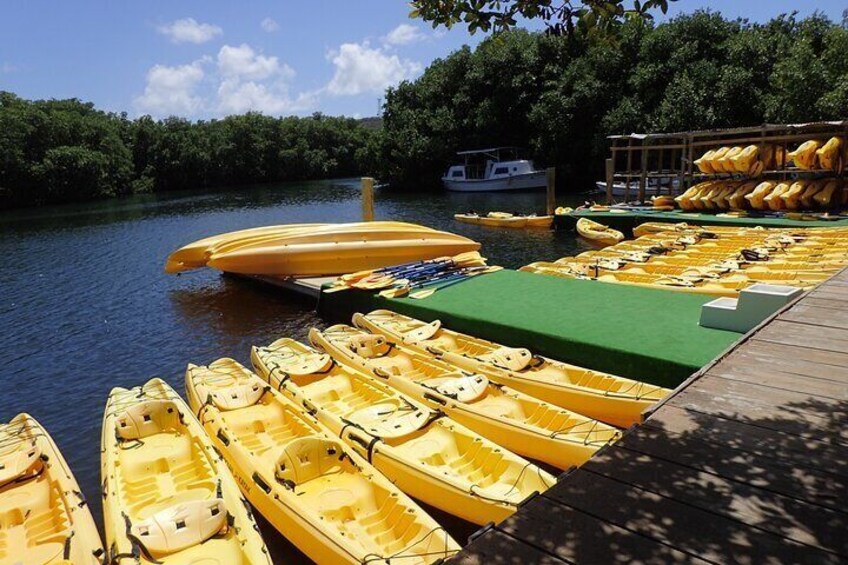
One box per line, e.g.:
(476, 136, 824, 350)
(130, 498, 227, 556)
(275, 436, 344, 487)
(349, 334, 392, 359)
(346, 401, 429, 439)
(428, 374, 489, 403)
(402, 320, 442, 344)
(264, 349, 333, 376)
(485, 347, 533, 372)
(204, 382, 265, 411)
(0, 439, 42, 486)
(115, 399, 182, 441)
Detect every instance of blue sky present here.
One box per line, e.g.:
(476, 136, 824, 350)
(0, 1, 844, 119)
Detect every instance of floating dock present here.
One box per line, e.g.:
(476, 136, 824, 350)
(318, 269, 742, 388)
(453, 267, 848, 564)
(555, 209, 848, 236)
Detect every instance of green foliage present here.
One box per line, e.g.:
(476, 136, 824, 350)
(0, 95, 374, 209)
(373, 11, 848, 188)
(409, 0, 672, 36)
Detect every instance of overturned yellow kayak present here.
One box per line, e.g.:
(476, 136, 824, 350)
(251, 338, 554, 524)
(353, 310, 670, 428)
(181, 222, 481, 277)
(576, 218, 625, 247)
(101, 378, 270, 565)
(185, 360, 459, 564)
(165, 223, 328, 273)
(0, 414, 104, 565)
(454, 212, 553, 229)
(309, 325, 619, 469)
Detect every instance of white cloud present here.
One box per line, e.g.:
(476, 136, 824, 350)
(260, 17, 279, 33)
(134, 60, 207, 116)
(326, 41, 421, 96)
(383, 23, 426, 46)
(157, 18, 222, 44)
(217, 43, 291, 81)
(217, 79, 315, 115)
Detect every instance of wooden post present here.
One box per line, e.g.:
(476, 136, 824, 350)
(361, 177, 374, 221)
(638, 140, 648, 203)
(546, 167, 556, 215)
(624, 138, 633, 202)
(605, 158, 614, 204)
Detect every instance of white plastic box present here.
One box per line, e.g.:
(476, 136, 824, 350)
(699, 284, 804, 333)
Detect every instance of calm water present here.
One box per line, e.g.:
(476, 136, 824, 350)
(0, 178, 591, 562)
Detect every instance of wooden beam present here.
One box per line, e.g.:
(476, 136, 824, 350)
(546, 167, 556, 215)
(361, 177, 374, 221)
(605, 158, 614, 204)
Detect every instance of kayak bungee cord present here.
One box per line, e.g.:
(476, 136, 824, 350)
(359, 526, 456, 564)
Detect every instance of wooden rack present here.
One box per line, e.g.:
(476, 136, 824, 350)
(603, 121, 848, 204)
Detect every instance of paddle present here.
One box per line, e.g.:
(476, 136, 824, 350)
(378, 265, 493, 298)
(409, 266, 503, 299)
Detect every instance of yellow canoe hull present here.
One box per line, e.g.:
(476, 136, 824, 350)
(185, 360, 459, 564)
(576, 218, 625, 247)
(0, 414, 104, 565)
(454, 213, 553, 229)
(353, 310, 670, 429)
(165, 221, 451, 274)
(309, 325, 619, 470)
(250, 339, 554, 525)
(101, 379, 271, 565)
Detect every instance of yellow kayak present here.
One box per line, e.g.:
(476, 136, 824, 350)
(576, 218, 625, 247)
(309, 325, 618, 469)
(353, 310, 670, 428)
(201, 223, 480, 277)
(185, 360, 459, 564)
(164, 223, 328, 273)
(454, 212, 553, 229)
(101, 378, 270, 565)
(0, 414, 104, 565)
(166, 221, 444, 274)
(250, 341, 553, 524)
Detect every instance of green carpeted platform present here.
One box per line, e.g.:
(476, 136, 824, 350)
(555, 209, 848, 236)
(318, 269, 742, 388)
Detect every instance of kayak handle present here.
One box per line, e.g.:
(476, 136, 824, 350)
(423, 392, 447, 406)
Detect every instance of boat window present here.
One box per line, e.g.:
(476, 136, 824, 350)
(451, 170, 464, 178)
(493, 167, 509, 175)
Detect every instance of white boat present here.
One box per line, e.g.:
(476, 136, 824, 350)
(443, 147, 547, 192)
(594, 180, 680, 199)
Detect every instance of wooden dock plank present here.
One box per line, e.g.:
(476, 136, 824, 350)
(725, 341, 848, 383)
(616, 422, 848, 513)
(644, 406, 848, 479)
(754, 319, 848, 352)
(452, 267, 848, 564)
(452, 529, 569, 565)
(580, 448, 847, 556)
(781, 303, 848, 330)
(544, 470, 840, 564)
(498, 495, 703, 564)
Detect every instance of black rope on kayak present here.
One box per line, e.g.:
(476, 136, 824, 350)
(121, 512, 163, 564)
(360, 525, 457, 564)
(63, 530, 74, 560)
(266, 362, 290, 388)
(469, 461, 537, 504)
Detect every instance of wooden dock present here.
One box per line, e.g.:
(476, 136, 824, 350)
(453, 269, 848, 564)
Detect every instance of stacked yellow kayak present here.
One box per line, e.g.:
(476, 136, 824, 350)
(575, 218, 625, 247)
(185, 360, 459, 564)
(522, 224, 848, 296)
(352, 310, 669, 428)
(166, 221, 480, 277)
(676, 178, 846, 211)
(0, 414, 104, 564)
(308, 324, 620, 469)
(454, 212, 553, 229)
(101, 378, 270, 565)
(249, 341, 554, 524)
